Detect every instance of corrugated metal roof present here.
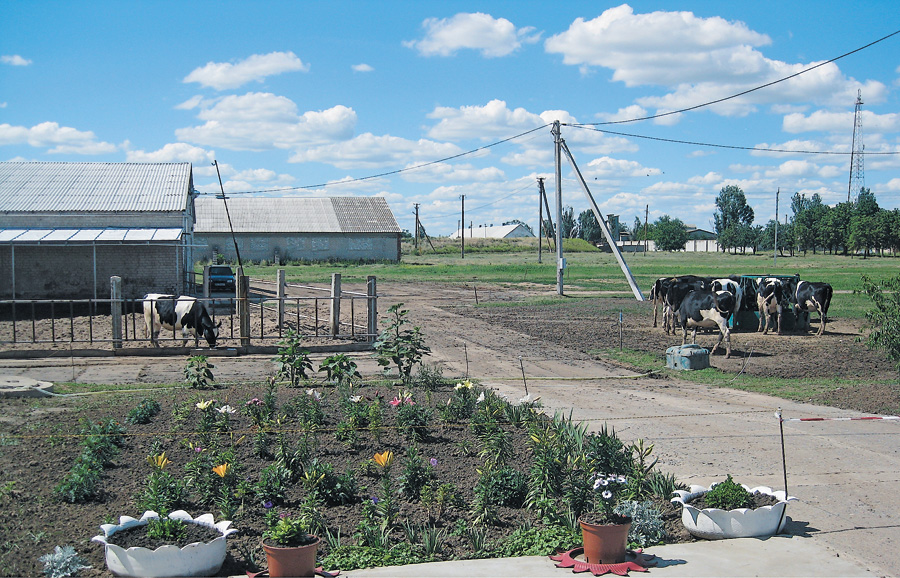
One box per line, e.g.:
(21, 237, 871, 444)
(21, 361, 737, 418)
(0, 162, 191, 213)
(194, 196, 401, 234)
(0, 228, 183, 243)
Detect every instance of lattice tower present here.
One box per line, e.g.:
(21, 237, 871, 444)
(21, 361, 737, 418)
(847, 89, 865, 203)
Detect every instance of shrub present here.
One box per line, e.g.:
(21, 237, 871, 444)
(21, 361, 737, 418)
(615, 500, 666, 547)
(374, 303, 431, 382)
(38, 545, 90, 578)
(319, 354, 361, 385)
(184, 355, 216, 389)
(704, 474, 753, 510)
(126, 398, 161, 425)
(475, 466, 527, 508)
(273, 330, 312, 386)
(397, 446, 433, 500)
(396, 403, 431, 442)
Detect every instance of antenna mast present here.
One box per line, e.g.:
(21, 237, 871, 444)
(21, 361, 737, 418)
(847, 89, 865, 203)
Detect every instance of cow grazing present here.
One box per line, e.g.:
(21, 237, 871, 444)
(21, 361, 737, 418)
(792, 281, 833, 336)
(143, 294, 221, 348)
(710, 278, 744, 318)
(677, 290, 734, 358)
(756, 278, 787, 335)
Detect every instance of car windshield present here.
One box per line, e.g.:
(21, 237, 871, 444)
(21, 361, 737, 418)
(210, 267, 233, 275)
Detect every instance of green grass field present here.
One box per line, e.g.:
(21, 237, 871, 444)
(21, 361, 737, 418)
(234, 239, 897, 322)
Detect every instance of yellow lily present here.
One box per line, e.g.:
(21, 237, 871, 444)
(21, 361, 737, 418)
(196, 400, 214, 410)
(147, 453, 170, 470)
(212, 463, 232, 478)
(373, 450, 394, 469)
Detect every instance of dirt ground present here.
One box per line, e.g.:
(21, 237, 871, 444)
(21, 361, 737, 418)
(1, 281, 899, 576)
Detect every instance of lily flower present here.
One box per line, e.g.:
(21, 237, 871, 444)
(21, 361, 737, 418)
(348, 395, 362, 403)
(476, 392, 485, 403)
(212, 463, 232, 478)
(217, 404, 236, 414)
(306, 388, 322, 401)
(147, 453, 170, 470)
(373, 450, 394, 469)
(196, 399, 214, 410)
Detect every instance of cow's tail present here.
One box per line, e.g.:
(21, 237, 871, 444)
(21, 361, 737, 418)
(822, 285, 833, 319)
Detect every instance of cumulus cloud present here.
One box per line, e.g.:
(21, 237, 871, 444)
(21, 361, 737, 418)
(125, 142, 215, 164)
(404, 12, 540, 57)
(289, 132, 462, 170)
(399, 161, 505, 183)
(352, 63, 374, 72)
(175, 92, 356, 151)
(583, 156, 658, 179)
(184, 51, 309, 90)
(546, 5, 886, 118)
(1, 55, 32, 66)
(782, 109, 900, 134)
(0, 121, 116, 154)
(427, 99, 545, 140)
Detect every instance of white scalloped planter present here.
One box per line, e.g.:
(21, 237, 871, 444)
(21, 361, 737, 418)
(671, 484, 796, 540)
(91, 510, 237, 577)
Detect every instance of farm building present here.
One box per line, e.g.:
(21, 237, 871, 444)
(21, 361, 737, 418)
(193, 196, 402, 263)
(448, 223, 534, 239)
(0, 162, 196, 300)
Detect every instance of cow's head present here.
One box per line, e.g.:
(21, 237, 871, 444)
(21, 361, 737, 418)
(203, 320, 222, 348)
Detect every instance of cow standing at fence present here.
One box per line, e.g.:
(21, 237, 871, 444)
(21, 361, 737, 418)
(756, 278, 787, 335)
(143, 294, 221, 348)
(791, 281, 833, 336)
(677, 289, 734, 358)
(710, 278, 744, 319)
(662, 276, 710, 335)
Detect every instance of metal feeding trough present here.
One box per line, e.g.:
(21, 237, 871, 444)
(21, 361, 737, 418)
(666, 344, 710, 370)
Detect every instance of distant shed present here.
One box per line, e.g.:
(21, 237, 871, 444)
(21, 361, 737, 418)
(193, 196, 402, 263)
(448, 223, 534, 239)
(0, 162, 195, 299)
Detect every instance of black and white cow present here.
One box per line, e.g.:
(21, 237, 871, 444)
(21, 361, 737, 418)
(650, 275, 711, 330)
(791, 281, 833, 336)
(662, 276, 709, 335)
(756, 278, 787, 335)
(710, 277, 744, 319)
(143, 294, 221, 348)
(677, 289, 734, 358)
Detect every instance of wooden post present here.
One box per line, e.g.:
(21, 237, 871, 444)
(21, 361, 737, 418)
(277, 269, 285, 328)
(203, 265, 210, 298)
(330, 273, 342, 337)
(110, 276, 122, 349)
(238, 274, 250, 347)
(367, 276, 377, 342)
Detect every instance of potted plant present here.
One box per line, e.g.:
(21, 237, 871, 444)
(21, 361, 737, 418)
(91, 510, 237, 577)
(261, 511, 321, 578)
(671, 474, 797, 540)
(579, 473, 631, 564)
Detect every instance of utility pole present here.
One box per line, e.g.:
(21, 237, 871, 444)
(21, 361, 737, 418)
(460, 195, 465, 259)
(774, 188, 779, 267)
(644, 204, 649, 256)
(413, 203, 420, 250)
(537, 178, 545, 263)
(552, 121, 564, 295)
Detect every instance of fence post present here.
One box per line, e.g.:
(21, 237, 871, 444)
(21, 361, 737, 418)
(110, 276, 123, 349)
(203, 265, 210, 298)
(277, 269, 285, 328)
(367, 276, 377, 342)
(330, 273, 341, 337)
(238, 274, 250, 347)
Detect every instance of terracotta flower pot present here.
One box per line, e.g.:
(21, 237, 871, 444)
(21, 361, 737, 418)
(579, 518, 631, 564)
(262, 536, 321, 578)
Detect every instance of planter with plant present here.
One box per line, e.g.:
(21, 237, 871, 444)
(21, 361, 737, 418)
(671, 474, 796, 539)
(91, 510, 237, 578)
(578, 472, 632, 564)
(261, 511, 321, 578)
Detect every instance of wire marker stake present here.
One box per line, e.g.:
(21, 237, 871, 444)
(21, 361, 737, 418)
(519, 356, 528, 396)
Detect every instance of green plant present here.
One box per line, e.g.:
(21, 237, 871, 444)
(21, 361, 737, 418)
(498, 522, 580, 557)
(274, 330, 313, 386)
(580, 472, 629, 525)
(125, 398, 161, 425)
(38, 545, 90, 578)
(184, 355, 216, 389)
(254, 463, 293, 505)
(464, 526, 491, 557)
(55, 454, 102, 503)
(146, 517, 187, 541)
(439, 380, 477, 423)
(263, 512, 317, 547)
(397, 446, 433, 500)
(858, 274, 900, 380)
(420, 482, 462, 523)
(622, 439, 657, 501)
(305, 459, 358, 506)
(614, 500, 666, 547)
(474, 466, 527, 508)
(395, 401, 431, 443)
(419, 524, 446, 558)
(137, 453, 187, 514)
(646, 471, 683, 500)
(319, 354, 361, 385)
(373, 303, 431, 383)
(704, 474, 753, 510)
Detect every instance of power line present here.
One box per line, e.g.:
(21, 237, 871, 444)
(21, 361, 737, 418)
(576, 28, 900, 126)
(566, 124, 900, 155)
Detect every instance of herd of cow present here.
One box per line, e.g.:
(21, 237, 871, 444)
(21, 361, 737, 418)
(649, 275, 834, 359)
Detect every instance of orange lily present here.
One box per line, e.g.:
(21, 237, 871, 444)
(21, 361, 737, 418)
(373, 450, 394, 469)
(147, 453, 170, 470)
(212, 463, 232, 478)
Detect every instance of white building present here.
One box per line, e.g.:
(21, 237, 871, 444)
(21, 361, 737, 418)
(448, 223, 534, 239)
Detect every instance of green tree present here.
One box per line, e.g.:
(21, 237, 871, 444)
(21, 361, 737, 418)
(820, 202, 852, 254)
(576, 210, 604, 245)
(631, 217, 646, 240)
(791, 192, 825, 254)
(560, 206, 577, 239)
(651, 215, 688, 251)
(713, 185, 754, 253)
(858, 275, 900, 382)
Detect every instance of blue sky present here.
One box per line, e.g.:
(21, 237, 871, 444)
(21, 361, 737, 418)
(2, 1, 899, 236)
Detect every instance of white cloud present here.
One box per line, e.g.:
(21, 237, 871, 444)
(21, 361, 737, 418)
(0, 102, 6, 108)
(583, 156, 658, 178)
(885, 177, 900, 192)
(184, 51, 309, 90)
(352, 63, 374, 72)
(399, 161, 504, 183)
(688, 172, 723, 184)
(289, 133, 462, 170)
(1, 55, 32, 66)
(501, 148, 552, 167)
(404, 13, 539, 58)
(175, 95, 205, 110)
(126, 142, 215, 164)
(175, 93, 356, 151)
(595, 105, 649, 123)
(783, 109, 900, 134)
(427, 99, 545, 140)
(0, 121, 116, 154)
